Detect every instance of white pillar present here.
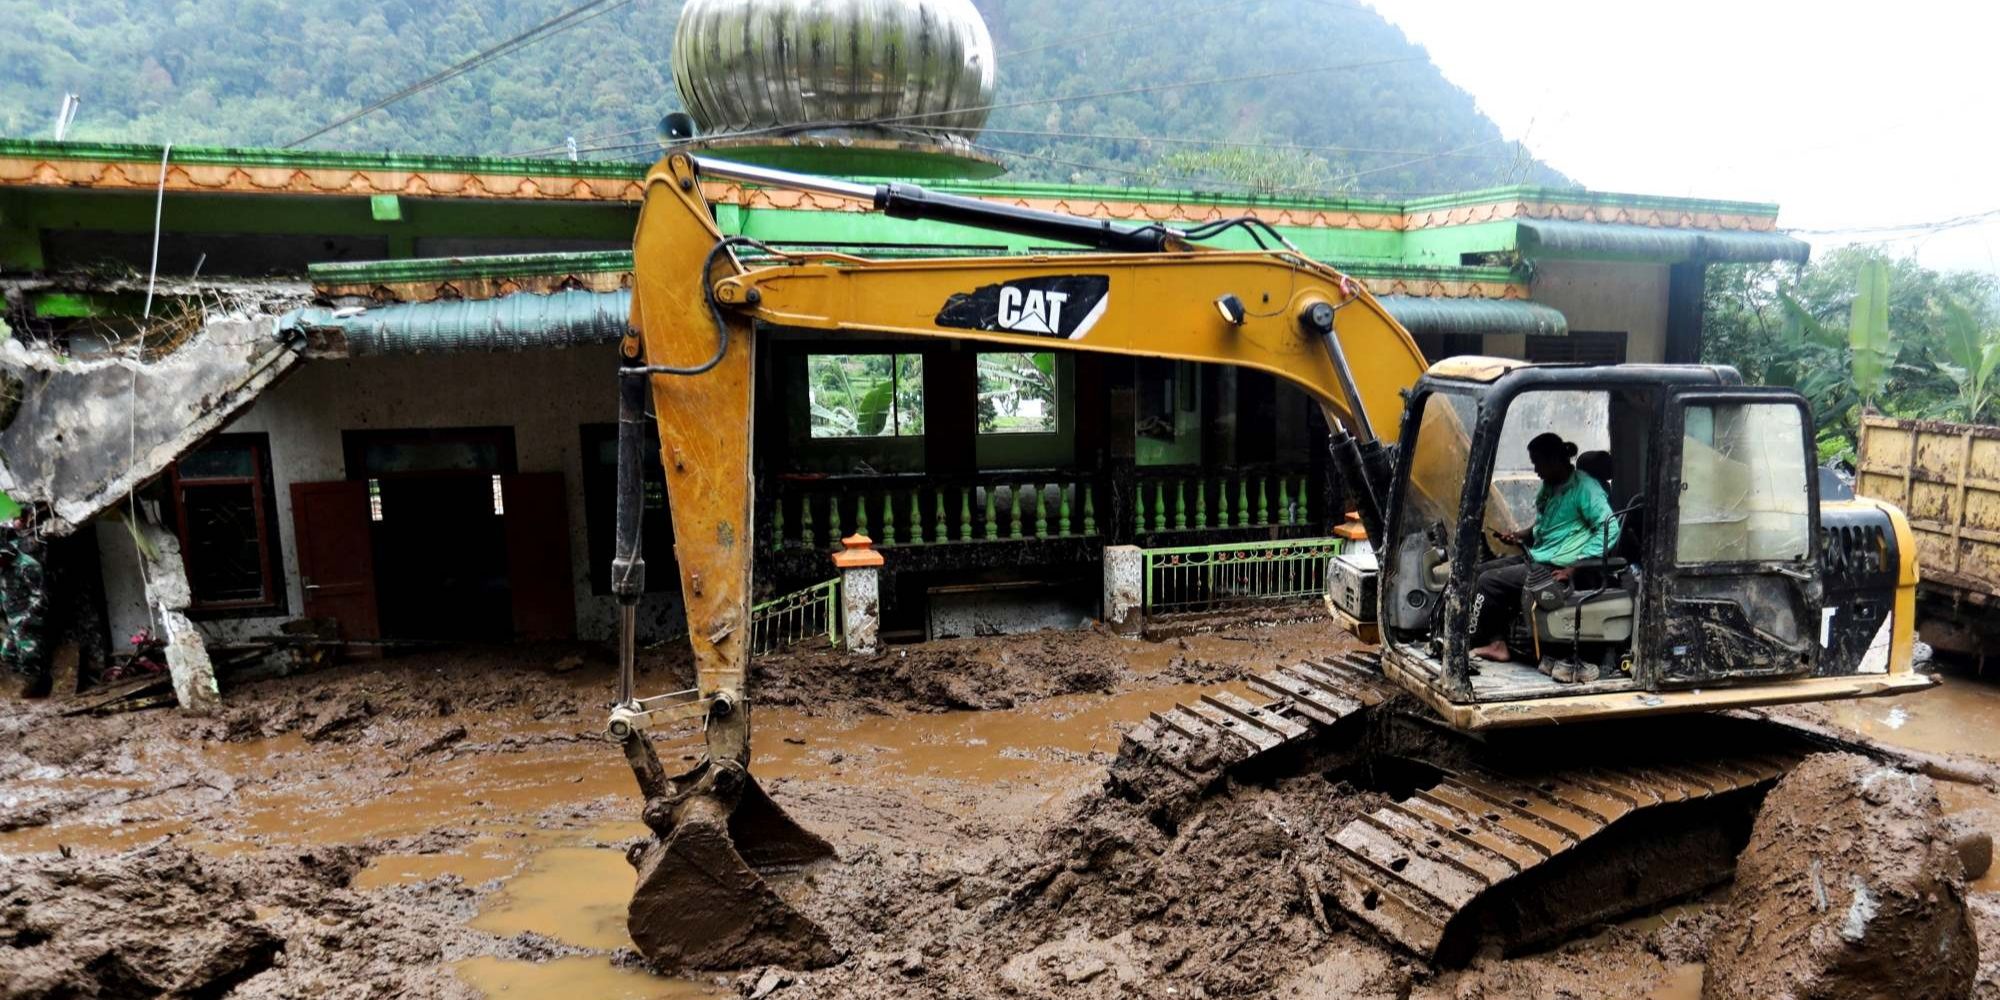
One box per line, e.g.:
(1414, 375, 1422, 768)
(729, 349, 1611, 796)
(137, 523, 220, 714)
(1103, 544, 1145, 636)
(833, 534, 883, 656)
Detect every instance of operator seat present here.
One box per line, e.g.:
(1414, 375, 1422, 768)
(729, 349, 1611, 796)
(1524, 495, 1638, 665)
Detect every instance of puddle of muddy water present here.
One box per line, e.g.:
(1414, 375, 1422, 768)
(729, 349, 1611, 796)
(1645, 963, 1704, 1000)
(354, 841, 525, 891)
(470, 845, 638, 951)
(453, 955, 720, 999)
(1818, 672, 2000, 759)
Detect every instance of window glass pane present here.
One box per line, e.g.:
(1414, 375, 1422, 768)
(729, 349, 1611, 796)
(178, 442, 256, 479)
(976, 352, 1058, 434)
(806, 354, 923, 438)
(1400, 390, 1480, 535)
(181, 483, 266, 603)
(1677, 403, 1811, 563)
(1489, 391, 1610, 535)
(360, 440, 500, 474)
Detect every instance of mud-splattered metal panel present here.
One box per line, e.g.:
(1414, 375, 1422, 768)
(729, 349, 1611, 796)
(1857, 415, 2000, 597)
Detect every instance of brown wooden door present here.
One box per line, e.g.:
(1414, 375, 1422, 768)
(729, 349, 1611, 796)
(502, 473, 575, 641)
(291, 481, 381, 641)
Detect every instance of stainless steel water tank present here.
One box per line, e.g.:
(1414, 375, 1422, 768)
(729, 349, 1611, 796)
(671, 0, 997, 141)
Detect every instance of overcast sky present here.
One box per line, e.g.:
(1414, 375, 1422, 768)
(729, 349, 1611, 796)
(1369, 0, 1999, 276)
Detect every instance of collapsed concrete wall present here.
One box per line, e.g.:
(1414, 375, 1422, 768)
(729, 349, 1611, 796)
(0, 312, 304, 536)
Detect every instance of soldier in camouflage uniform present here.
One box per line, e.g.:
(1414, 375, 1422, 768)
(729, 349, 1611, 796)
(0, 517, 47, 682)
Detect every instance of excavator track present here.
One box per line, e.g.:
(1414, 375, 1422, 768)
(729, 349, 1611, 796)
(1328, 747, 1804, 961)
(1116, 649, 1811, 964)
(1117, 651, 1396, 782)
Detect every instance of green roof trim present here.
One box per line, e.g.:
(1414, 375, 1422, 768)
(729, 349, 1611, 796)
(1377, 296, 1567, 338)
(0, 137, 1782, 221)
(0, 137, 649, 180)
(1518, 220, 1810, 265)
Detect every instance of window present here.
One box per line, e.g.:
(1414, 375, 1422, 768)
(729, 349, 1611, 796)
(1489, 390, 1611, 535)
(975, 352, 1058, 434)
(806, 354, 924, 438)
(171, 434, 285, 614)
(1526, 331, 1627, 365)
(1677, 402, 1811, 563)
(1136, 359, 1202, 466)
(580, 424, 676, 595)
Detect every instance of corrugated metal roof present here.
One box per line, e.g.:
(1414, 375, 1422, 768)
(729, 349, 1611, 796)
(1518, 220, 1811, 264)
(1377, 296, 1568, 337)
(279, 289, 630, 355)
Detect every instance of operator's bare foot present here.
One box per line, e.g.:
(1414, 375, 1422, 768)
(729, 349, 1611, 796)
(1470, 640, 1511, 662)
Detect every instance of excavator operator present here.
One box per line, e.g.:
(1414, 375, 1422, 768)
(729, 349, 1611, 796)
(1468, 432, 1620, 673)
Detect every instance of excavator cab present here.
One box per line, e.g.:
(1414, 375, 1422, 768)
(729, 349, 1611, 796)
(1373, 357, 1924, 729)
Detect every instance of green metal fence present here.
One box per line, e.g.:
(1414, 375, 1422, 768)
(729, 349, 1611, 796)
(750, 577, 842, 655)
(1133, 471, 1314, 536)
(1142, 537, 1345, 614)
(770, 478, 1099, 552)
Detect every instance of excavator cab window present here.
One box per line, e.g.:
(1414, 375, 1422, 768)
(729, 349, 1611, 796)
(1651, 391, 1824, 685)
(1381, 375, 1656, 702)
(1383, 387, 1480, 636)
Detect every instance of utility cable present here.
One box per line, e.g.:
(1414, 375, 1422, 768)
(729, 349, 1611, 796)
(128, 141, 172, 632)
(947, 126, 1523, 160)
(997, 0, 1266, 57)
(685, 54, 1430, 143)
(561, 54, 1429, 159)
(286, 0, 639, 148)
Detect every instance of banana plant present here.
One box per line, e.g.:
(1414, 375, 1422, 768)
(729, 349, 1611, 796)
(1937, 298, 2000, 423)
(1847, 259, 1893, 404)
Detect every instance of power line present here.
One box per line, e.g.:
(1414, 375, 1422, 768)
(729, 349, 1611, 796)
(960, 138, 1470, 202)
(1787, 207, 2000, 238)
(516, 0, 1384, 158)
(628, 54, 1429, 148)
(997, 0, 1267, 57)
(287, 0, 639, 149)
(955, 126, 1523, 160)
(504, 123, 655, 158)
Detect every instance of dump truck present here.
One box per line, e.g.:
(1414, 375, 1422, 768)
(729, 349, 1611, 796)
(603, 153, 1938, 969)
(1857, 413, 2000, 665)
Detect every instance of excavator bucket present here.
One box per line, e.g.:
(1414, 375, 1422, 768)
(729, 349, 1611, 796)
(626, 772, 838, 969)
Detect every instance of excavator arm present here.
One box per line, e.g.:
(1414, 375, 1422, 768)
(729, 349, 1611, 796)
(609, 152, 1427, 968)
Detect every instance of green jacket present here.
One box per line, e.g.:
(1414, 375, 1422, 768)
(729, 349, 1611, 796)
(1527, 471, 1618, 566)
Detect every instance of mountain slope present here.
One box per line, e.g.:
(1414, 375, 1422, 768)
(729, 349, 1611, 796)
(0, 0, 1568, 196)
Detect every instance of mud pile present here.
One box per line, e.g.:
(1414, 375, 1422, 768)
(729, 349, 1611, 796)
(0, 844, 282, 998)
(989, 772, 1389, 995)
(754, 620, 1349, 714)
(1704, 752, 1978, 1000)
(0, 832, 600, 1000)
(759, 764, 1403, 1000)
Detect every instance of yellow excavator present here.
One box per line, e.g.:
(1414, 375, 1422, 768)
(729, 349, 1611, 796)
(602, 152, 1937, 969)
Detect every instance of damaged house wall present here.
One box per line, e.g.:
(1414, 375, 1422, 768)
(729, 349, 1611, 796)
(95, 345, 682, 647)
(0, 311, 305, 535)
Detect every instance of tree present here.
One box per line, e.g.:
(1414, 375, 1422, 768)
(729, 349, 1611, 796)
(1937, 298, 2000, 423)
(1705, 247, 2000, 461)
(1156, 148, 1351, 196)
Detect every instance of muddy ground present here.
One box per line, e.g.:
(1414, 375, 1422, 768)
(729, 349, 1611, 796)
(5, 619, 2000, 999)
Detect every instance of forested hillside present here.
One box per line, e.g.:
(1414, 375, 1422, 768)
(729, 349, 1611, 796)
(1, 0, 1568, 197)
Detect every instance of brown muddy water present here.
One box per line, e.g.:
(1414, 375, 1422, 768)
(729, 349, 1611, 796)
(7, 625, 2000, 999)
(2, 662, 1245, 997)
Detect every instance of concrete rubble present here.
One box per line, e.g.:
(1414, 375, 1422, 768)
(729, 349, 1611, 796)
(0, 308, 304, 537)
